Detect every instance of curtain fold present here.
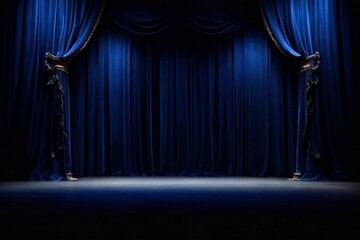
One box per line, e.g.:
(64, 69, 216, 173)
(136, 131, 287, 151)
(107, 0, 255, 35)
(39, 0, 103, 181)
(107, 0, 174, 35)
(183, 1, 249, 35)
(261, 0, 353, 180)
(0, 0, 104, 181)
(70, 15, 299, 177)
(1, 0, 355, 180)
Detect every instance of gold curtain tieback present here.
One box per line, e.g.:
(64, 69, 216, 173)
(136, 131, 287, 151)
(300, 52, 320, 73)
(45, 52, 69, 75)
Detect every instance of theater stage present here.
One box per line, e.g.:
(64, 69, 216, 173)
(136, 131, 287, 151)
(1, 177, 359, 239)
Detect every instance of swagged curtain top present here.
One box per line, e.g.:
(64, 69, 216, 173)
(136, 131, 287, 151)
(106, 0, 253, 35)
(260, 0, 320, 59)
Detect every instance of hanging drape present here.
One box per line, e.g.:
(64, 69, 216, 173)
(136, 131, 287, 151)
(39, 0, 104, 181)
(260, 0, 353, 180)
(0, 0, 103, 181)
(68, 1, 299, 177)
(1, 0, 355, 180)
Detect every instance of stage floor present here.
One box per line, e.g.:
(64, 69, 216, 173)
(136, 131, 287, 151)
(1, 177, 360, 239)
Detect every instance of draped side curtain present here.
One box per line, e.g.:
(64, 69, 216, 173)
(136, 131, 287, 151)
(0, 0, 103, 181)
(261, 0, 353, 180)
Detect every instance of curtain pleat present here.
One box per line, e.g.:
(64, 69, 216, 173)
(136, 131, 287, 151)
(70, 18, 299, 177)
(261, 0, 353, 180)
(0, 0, 355, 180)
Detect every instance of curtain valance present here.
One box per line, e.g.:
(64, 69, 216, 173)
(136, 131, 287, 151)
(107, 0, 253, 35)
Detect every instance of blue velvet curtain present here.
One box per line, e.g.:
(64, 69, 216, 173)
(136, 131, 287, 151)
(68, 2, 299, 177)
(261, 0, 353, 180)
(0, 0, 355, 180)
(0, 0, 103, 181)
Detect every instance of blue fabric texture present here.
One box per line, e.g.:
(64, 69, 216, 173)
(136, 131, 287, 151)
(0, 0, 103, 181)
(0, 0, 355, 180)
(261, 0, 353, 180)
(69, 3, 298, 177)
